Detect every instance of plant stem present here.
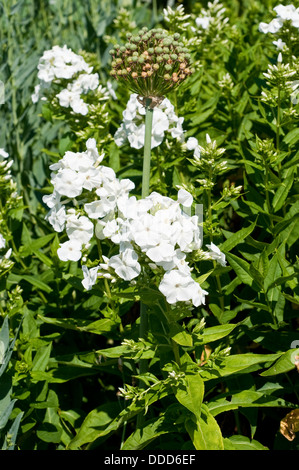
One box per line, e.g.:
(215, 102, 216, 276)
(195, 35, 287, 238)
(137, 99, 154, 428)
(141, 100, 154, 199)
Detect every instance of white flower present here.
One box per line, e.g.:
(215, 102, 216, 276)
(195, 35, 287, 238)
(186, 137, 198, 151)
(159, 269, 206, 306)
(186, 137, 201, 159)
(37, 45, 92, 83)
(259, 18, 283, 34)
(191, 283, 209, 307)
(84, 199, 114, 219)
(115, 94, 185, 149)
(108, 246, 141, 281)
(0, 234, 6, 249)
(42, 190, 61, 209)
(82, 265, 99, 290)
(66, 214, 94, 244)
(177, 188, 193, 207)
(195, 16, 211, 29)
(71, 73, 99, 93)
(146, 241, 176, 266)
(273, 38, 286, 49)
(0, 149, 9, 160)
(45, 204, 66, 232)
(206, 242, 226, 267)
(130, 213, 162, 250)
(57, 239, 82, 262)
(51, 168, 85, 198)
(107, 81, 117, 100)
(274, 4, 299, 26)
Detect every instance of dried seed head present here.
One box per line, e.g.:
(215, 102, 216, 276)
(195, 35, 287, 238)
(109, 27, 194, 106)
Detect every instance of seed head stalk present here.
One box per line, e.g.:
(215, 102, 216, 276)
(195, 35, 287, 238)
(137, 98, 153, 428)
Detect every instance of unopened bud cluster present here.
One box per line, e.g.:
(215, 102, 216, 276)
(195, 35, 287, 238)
(109, 27, 194, 106)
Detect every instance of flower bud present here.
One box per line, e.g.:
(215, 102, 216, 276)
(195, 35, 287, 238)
(109, 27, 194, 106)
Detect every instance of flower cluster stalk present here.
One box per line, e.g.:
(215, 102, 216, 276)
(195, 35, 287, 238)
(141, 99, 154, 198)
(137, 99, 154, 427)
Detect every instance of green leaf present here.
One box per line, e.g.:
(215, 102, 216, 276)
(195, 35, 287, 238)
(32, 343, 52, 372)
(19, 232, 55, 257)
(220, 221, 256, 252)
(208, 389, 296, 416)
(36, 422, 62, 444)
(225, 253, 253, 286)
(38, 315, 119, 335)
(201, 353, 282, 380)
(121, 415, 171, 450)
(283, 128, 299, 146)
(201, 324, 237, 343)
(169, 323, 193, 347)
(224, 435, 268, 450)
(260, 348, 299, 376)
(68, 382, 170, 449)
(173, 374, 204, 418)
(186, 404, 224, 450)
(272, 167, 295, 213)
(1, 412, 24, 450)
(7, 273, 53, 293)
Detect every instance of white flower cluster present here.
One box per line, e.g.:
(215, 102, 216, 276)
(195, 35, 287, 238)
(44, 140, 226, 308)
(32, 45, 113, 115)
(259, 4, 299, 49)
(190, 0, 229, 33)
(114, 94, 185, 149)
(163, 4, 191, 31)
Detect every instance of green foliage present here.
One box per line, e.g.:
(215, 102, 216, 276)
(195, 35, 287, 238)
(0, 0, 298, 452)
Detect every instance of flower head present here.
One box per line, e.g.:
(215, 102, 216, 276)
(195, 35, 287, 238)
(109, 27, 194, 106)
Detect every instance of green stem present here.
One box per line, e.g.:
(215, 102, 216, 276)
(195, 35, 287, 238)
(137, 99, 154, 428)
(264, 160, 274, 231)
(141, 100, 154, 199)
(171, 339, 181, 367)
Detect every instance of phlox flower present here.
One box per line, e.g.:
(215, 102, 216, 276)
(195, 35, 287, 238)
(66, 213, 94, 245)
(130, 213, 162, 250)
(108, 245, 141, 281)
(82, 265, 99, 291)
(37, 45, 92, 83)
(114, 93, 185, 150)
(186, 136, 201, 159)
(57, 239, 82, 262)
(42, 190, 61, 209)
(274, 4, 299, 26)
(146, 241, 176, 266)
(45, 204, 66, 232)
(56, 88, 88, 116)
(159, 269, 207, 306)
(206, 242, 227, 267)
(259, 18, 283, 34)
(259, 4, 299, 34)
(0, 234, 6, 249)
(177, 188, 193, 207)
(51, 168, 86, 198)
(44, 137, 210, 308)
(273, 38, 286, 50)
